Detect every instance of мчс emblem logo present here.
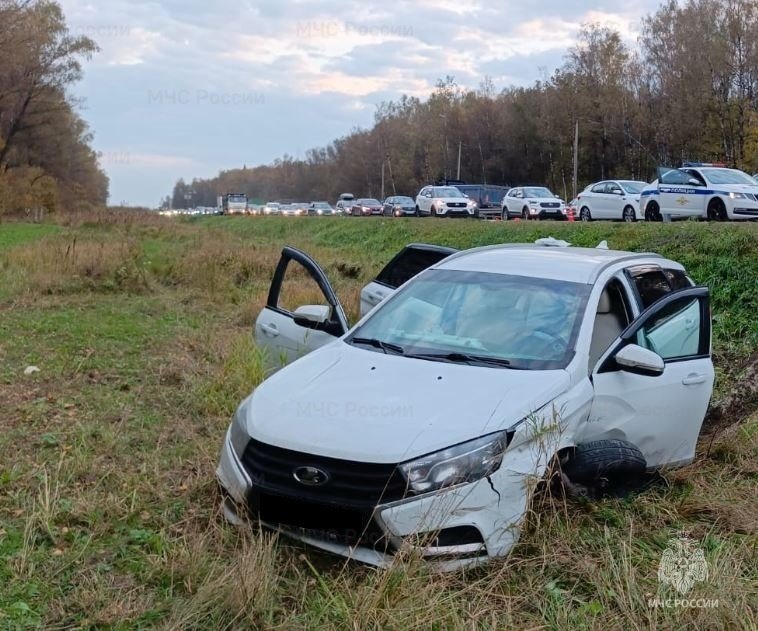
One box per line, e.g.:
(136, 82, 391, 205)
(658, 537, 708, 594)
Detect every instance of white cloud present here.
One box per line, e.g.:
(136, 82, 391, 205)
(58, 0, 663, 205)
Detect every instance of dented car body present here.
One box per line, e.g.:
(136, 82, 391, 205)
(217, 242, 714, 569)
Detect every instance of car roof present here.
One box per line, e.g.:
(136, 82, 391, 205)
(436, 244, 670, 284)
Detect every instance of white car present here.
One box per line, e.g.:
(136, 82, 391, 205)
(640, 164, 758, 221)
(575, 180, 648, 222)
(501, 187, 567, 220)
(262, 202, 281, 216)
(217, 240, 714, 570)
(415, 185, 477, 217)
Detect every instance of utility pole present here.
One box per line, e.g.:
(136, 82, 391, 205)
(381, 161, 385, 200)
(572, 120, 579, 200)
(456, 141, 462, 180)
(386, 153, 396, 195)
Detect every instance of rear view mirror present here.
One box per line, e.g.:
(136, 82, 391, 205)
(615, 344, 664, 376)
(293, 305, 331, 328)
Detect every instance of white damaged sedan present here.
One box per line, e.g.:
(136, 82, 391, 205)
(217, 241, 714, 569)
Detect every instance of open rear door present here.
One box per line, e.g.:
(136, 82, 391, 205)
(255, 247, 348, 369)
(359, 243, 457, 317)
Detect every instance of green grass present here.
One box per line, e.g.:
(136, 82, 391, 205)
(0, 214, 755, 629)
(0, 223, 62, 250)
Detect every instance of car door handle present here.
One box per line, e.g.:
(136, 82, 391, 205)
(682, 373, 706, 386)
(260, 323, 279, 337)
(367, 292, 385, 303)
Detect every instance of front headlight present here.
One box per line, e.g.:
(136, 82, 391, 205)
(528, 200, 539, 205)
(467, 200, 477, 208)
(399, 431, 511, 494)
(729, 192, 747, 200)
(229, 397, 252, 456)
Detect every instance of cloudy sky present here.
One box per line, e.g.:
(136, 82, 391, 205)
(59, 0, 662, 206)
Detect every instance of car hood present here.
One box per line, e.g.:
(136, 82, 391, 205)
(528, 197, 565, 204)
(432, 197, 469, 203)
(244, 341, 570, 463)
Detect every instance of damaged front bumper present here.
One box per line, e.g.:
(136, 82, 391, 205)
(216, 429, 535, 570)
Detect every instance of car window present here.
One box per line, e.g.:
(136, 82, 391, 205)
(352, 269, 591, 370)
(659, 168, 699, 186)
(591, 183, 606, 193)
(620, 181, 646, 194)
(277, 259, 331, 313)
(663, 268, 693, 290)
(523, 187, 553, 198)
(699, 168, 756, 185)
(635, 297, 703, 360)
(627, 265, 673, 309)
(375, 246, 456, 289)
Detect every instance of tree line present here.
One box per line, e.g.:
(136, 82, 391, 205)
(0, 0, 108, 218)
(173, 0, 757, 209)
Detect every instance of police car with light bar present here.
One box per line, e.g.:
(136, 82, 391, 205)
(640, 163, 758, 221)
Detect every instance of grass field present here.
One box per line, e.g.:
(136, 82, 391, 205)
(0, 213, 756, 629)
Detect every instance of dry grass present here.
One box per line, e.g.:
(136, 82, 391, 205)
(0, 215, 755, 629)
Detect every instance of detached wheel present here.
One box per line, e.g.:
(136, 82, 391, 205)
(580, 207, 592, 222)
(562, 439, 646, 491)
(707, 198, 727, 221)
(622, 206, 636, 222)
(645, 201, 662, 222)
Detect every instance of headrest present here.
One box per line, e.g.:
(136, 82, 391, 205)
(597, 290, 612, 314)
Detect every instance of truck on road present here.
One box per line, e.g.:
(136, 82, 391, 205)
(217, 193, 248, 215)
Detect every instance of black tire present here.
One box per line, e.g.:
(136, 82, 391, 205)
(580, 206, 592, 222)
(622, 206, 636, 222)
(501, 208, 509, 221)
(562, 439, 646, 486)
(431, 206, 439, 217)
(415, 205, 421, 216)
(645, 201, 662, 222)
(707, 198, 727, 221)
(522, 207, 529, 220)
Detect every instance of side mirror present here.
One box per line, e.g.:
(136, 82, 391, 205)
(554, 194, 560, 198)
(688, 178, 701, 186)
(615, 344, 664, 376)
(293, 305, 331, 329)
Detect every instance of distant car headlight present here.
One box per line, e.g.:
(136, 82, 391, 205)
(729, 192, 747, 200)
(399, 431, 511, 494)
(230, 397, 253, 457)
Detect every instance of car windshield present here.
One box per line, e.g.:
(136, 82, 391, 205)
(620, 181, 646, 194)
(433, 187, 465, 198)
(312, 202, 330, 207)
(359, 199, 381, 205)
(700, 168, 757, 185)
(394, 197, 414, 204)
(348, 269, 590, 370)
(523, 187, 554, 198)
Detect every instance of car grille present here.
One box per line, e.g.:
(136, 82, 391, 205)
(446, 202, 467, 208)
(540, 202, 560, 208)
(240, 438, 409, 509)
